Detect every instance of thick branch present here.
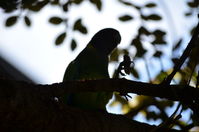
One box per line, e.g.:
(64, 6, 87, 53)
(0, 78, 183, 131)
(0, 78, 198, 102)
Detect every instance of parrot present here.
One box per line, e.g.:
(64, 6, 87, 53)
(63, 28, 121, 110)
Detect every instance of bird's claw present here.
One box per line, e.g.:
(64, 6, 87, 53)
(119, 92, 132, 101)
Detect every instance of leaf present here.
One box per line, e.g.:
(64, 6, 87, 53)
(152, 30, 166, 45)
(153, 30, 166, 36)
(185, 12, 192, 16)
(29, 0, 49, 12)
(89, 0, 102, 11)
(24, 16, 31, 27)
(151, 38, 166, 45)
(147, 14, 162, 20)
(29, 6, 41, 12)
(140, 14, 147, 20)
(62, 2, 69, 12)
(118, 15, 133, 22)
(37, 0, 49, 8)
(138, 26, 151, 35)
(55, 32, 66, 45)
(154, 51, 162, 58)
(118, 0, 141, 10)
(73, 18, 88, 34)
(118, 0, 133, 6)
(145, 3, 156, 8)
(49, 16, 63, 24)
(5, 16, 18, 27)
(50, 0, 59, 5)
(73, 0, 83, 4)
(187, 1, 199, 8)
(70, 39, 77, 51)
(1, 0, 18, 13)
(131, 38, 147, 57)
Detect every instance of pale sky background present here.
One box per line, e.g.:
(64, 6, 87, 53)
(0, 0, 196, 84)
(0, 0, 198, 126)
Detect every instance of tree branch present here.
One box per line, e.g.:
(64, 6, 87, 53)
(163, 21, 199, 84)
(0, 78, 195, 131)
(0, 78, 198, 102)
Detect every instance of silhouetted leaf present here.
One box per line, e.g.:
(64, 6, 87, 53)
(151, 38, 166, 45)
(136, 46, 147, 57)
(185, 12, 192, 16)
(29, 0, 49, 12)
(132, 38, 147, 57)
(50, 0, 59, 5)
(187, 0, 199, 8)
(73, 0, 83, 4)
(28, 6, 40, 12)
(147, 14, 162, 20)
(118, 0, 140, 10)
(154, 51, 162, 58)
(131, 38, 141, 46)
(118, 15, 133, 21)
(140, 14, 147, 20)
(55, 32, 66, 45)
(138, 26, 151, 35)
(152, 30, 166, 45)
(49, 16, 63, 24)
(0, 0, 19, 12)
(5, 16, 18, 27)
(37, 0, 49, 8)
(62, 2, 69, 12)
(89, 0, 102, 11)
(173, 39, 182, 51)
(134, 5, 141, 10)
(70, 39, 77, 51)
(118, 0, 133, 6)
(24, 16, 31, 27)
(153, 30, 166, 36)
(73, 18, 88, 34)
(151, 30, 166, 44)
(145, 3, 156, 8)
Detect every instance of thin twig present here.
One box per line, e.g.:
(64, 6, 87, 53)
(163, 22, 199, 85)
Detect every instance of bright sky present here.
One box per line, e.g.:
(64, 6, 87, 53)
(0, 0, 198, 125)
(0, 0, 136, 83)
(0, 0, 195, 84)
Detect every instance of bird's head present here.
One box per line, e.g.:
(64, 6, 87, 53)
(90, 28, 121, 55)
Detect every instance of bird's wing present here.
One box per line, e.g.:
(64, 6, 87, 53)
(62, 45, 111, 109)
